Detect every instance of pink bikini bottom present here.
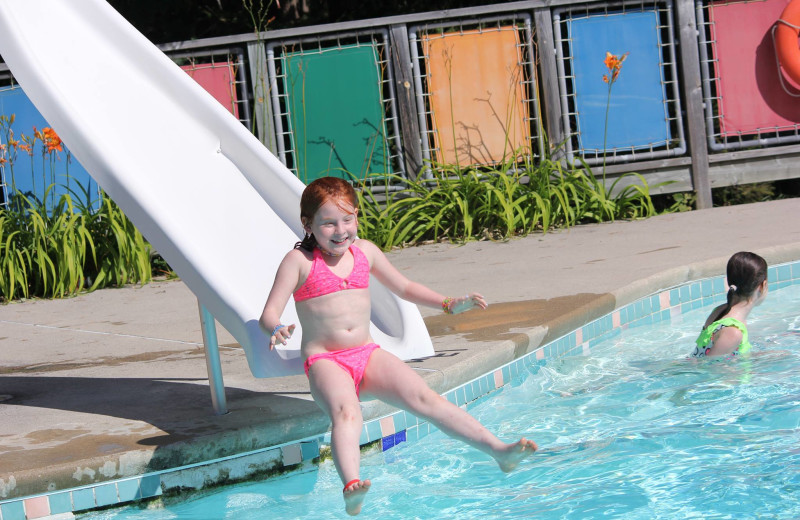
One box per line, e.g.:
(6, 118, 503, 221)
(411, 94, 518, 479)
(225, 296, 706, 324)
(304, 343, 380, 398)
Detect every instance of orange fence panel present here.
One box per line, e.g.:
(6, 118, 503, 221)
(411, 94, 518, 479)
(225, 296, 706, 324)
(422, 27, 530, 166)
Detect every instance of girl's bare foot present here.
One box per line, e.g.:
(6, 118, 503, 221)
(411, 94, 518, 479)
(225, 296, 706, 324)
(343, 479, 371, 516)
(494, 438, 538, 472)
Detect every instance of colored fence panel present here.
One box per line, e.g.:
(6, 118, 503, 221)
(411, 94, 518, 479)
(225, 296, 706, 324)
(569, 11, 670, 152)
(553, 2, 684, 165)
(422, 27, 531, 166)
(705, 0, 800, 147)
(280, 44, 393, 183)
(0, 87, 98, 208)
(181, 61, 240, 119)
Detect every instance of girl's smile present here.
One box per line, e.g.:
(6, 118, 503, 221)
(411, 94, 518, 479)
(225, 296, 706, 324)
(306, 200, 359, 256)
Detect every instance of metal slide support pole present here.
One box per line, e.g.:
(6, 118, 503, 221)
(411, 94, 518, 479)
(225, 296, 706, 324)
(198, 301, 228, 415)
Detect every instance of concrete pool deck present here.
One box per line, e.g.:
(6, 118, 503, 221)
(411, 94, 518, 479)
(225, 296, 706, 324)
(2, 198, 800, 505)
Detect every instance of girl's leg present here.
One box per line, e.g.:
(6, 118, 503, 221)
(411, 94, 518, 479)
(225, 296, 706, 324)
(307, 359, 370, 515)
(360, 349, 536, 472)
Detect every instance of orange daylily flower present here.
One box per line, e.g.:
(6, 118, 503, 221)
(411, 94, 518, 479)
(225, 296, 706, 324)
(18, 143, 32, 153)
(602, 51, 629, 84)
(0, 157, 7, 166)
(42, 127, 63, 153)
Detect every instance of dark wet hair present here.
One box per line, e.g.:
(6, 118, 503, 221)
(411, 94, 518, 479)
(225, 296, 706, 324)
(709, 251, 768, 322)
(295, 177, 358, 252)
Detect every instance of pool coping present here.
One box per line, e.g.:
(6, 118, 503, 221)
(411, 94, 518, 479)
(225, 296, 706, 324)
(2, 244, 799, 520)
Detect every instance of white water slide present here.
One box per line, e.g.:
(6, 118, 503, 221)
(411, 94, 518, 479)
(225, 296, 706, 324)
(0, 0, 433, 378)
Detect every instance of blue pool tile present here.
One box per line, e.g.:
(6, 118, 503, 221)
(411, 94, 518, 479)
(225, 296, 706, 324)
(690, 283, 701, 300)
(670, 288, 680, 306)
(458, 386, 468, 405)
(359, 427, 369, 445)
(393, 412, 407, 432)
(382, 435, 395, 451)
(679, 286, 691, 303)
(702, 296, 714, 307)
(394, 430, 406, 445)
(768, 266, 777, 282)
(661, 309, 670, 321)
(778, 265, 791, 281)
(139, 474, 162, 499)
(72, 488, 95, 511)
(792, 262, 800, 280)
(117, 479, 141, 503)
(471, 381, 482, 401)
(0, 501, 25, 520)
(405, 426, 419, 442)
(301, 439, 319, 461)
(95, 483, 118, 507)
(712, 278, 725, 295)
(404, 411, 418, 428)
(366, 420, 382, 442)
(701, 279, 712, 297)
(463, 382, 474, 403)
(502, 365, 511, 383)
(48, 491, 73, 515)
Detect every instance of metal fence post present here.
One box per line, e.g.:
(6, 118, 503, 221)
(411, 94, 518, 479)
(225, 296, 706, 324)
(198, 301, 228, 415)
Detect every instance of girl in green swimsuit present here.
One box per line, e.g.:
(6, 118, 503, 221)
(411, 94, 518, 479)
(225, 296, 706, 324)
(693, 251, 768, 357)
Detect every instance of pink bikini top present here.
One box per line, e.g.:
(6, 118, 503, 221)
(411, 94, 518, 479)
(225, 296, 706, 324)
(293, 245, 370, 302)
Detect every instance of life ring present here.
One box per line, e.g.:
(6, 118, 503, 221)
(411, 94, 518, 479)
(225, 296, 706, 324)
(776, 0, 800, 86)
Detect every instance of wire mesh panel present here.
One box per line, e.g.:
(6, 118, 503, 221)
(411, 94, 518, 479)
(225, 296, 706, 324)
(0, 77, 99, 210)
(171, 49, 253, 131)
(697, 0, 800, 151)
(266, 31, 403, 184)
(409, 14, 542, 169)
(553, 1, 684, 165)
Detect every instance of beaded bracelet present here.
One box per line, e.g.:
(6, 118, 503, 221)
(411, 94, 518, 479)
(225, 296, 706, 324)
(271, 324, 286, 337)
(442, 297, 454, 314)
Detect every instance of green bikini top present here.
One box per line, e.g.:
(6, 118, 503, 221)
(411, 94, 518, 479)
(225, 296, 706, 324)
(694, 317, 751, 356)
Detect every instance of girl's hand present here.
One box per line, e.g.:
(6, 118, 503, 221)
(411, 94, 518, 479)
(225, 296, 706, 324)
(270, 324, 296, 349)
(447, 293, 487, 314)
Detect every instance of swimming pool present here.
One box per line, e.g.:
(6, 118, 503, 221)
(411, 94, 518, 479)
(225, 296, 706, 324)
(80, 284, 800, 519)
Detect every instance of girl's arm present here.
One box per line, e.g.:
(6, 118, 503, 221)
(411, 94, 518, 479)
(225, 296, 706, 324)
(705, 326, 743, 357)
(260, 250, 302, 348)
(359, 240, 487, 314)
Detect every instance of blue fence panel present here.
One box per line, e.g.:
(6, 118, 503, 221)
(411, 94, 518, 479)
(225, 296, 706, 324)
(0, 87, 98, 209)
(568, 10, 670, 151)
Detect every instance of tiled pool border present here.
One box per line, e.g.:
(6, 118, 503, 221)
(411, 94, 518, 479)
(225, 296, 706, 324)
(2, 259, 799, 520)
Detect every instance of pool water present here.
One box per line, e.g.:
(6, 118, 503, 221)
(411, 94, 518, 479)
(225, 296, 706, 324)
(82, 285, 800, 519)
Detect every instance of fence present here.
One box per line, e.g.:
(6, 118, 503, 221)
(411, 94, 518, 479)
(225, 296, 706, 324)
(2, 0, 800, 210)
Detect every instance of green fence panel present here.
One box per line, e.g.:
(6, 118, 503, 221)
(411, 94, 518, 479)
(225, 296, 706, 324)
(283, 44, 392, 183)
